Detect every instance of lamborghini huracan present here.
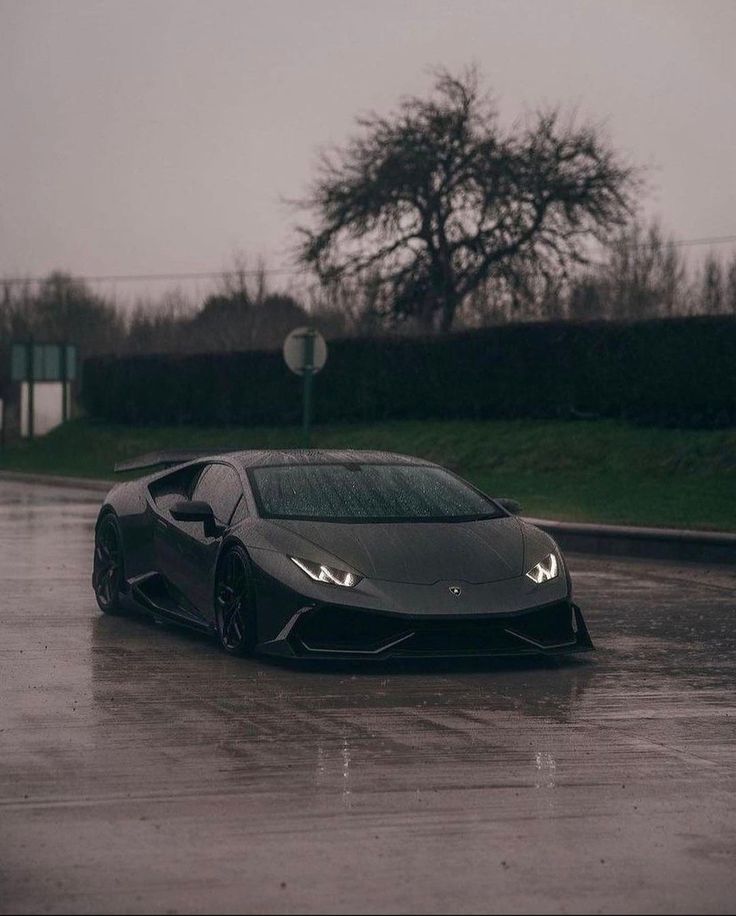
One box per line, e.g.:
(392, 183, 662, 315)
(92, 449, 594, 659)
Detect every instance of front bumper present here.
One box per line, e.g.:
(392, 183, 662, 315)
(257, 598, 594, 660)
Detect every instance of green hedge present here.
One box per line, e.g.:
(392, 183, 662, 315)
(82, 316, 736, 428)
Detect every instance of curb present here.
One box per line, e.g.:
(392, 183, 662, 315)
(1, 469, 734, 565)
(529, 517, 736, 566)
(0, 470, 113, 493)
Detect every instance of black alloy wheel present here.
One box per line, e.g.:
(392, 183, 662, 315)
(215, 546, 256, 656)
(93, 514, 125, 614)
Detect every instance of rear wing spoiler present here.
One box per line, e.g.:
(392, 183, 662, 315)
(114, 449, 232, 474)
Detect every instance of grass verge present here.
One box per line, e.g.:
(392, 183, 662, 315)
(1, 418, 734, 531)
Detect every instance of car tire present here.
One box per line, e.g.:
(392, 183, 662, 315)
(93, 513, 126, 615)
(214, 545, 257, 656)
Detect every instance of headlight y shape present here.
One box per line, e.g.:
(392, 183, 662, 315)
(290, 556, 361, 588)
(525, 553, 559, 584)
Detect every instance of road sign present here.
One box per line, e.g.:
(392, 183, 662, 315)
(282, 327, 328, 376)
(9, 341, 77, 439)
(282, 327, 328, 447)
(10, 343, 77, 382)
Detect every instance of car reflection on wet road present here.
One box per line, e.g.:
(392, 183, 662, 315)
(1, 480, 735, 914)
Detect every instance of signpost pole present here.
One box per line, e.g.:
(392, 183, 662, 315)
(283, 326, 327, 448)
(302, 330, 315, 448)
(26, 340, 34, 441)
(61, 342, 68, 423)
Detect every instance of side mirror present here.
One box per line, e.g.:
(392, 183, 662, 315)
(170, 500, 219, 536)
(496, 497, 522, 515)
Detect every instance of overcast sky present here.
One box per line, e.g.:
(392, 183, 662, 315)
(1, 0, 735, 298)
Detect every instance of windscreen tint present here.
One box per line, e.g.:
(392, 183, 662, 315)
(249, 463, 501, 522)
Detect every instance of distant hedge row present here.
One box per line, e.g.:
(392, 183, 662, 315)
(82, 316, 736, 428)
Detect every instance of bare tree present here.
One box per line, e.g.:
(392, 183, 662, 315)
(563, 220, 688, 321)
(726, 253, 736, 314)
(296, 67, 638, 332)
(699, 253, 724, 315)
(126, 290, 195, 354)
(0, 272, 125, 355)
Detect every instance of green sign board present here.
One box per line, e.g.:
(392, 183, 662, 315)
(10, 343, 77, 382)
(10, 344, 26, 382)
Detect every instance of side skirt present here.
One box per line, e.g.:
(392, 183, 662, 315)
(127, 572, 213, 635)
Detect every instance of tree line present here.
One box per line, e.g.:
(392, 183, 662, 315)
(1, 227, 734, 362)
(2, 68, 736, 361)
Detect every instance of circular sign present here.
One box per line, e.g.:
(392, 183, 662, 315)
(283, 327, 328, 376)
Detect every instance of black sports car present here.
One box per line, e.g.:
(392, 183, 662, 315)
(92, 449, 594, 660)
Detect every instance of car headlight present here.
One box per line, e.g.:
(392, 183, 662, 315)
(525, 553, 559, 584)
(290, 556, 361, 588)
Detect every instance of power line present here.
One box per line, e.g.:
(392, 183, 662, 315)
(0, 266, 306, 287)
(632, 234, 736, 250)
(2, 233, 736, 288)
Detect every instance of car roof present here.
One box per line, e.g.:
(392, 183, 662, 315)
(219, 449, 435, 469)
(115, 448, 437, 476)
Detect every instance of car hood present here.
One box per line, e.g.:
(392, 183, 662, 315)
(269, 515, 525, 585)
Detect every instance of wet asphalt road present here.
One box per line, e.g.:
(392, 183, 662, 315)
(0, 480, 734, 915)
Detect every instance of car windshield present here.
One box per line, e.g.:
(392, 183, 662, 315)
(249, 463, 503, 522)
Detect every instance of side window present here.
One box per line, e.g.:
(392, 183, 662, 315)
(191, 464, 243, 525)
(190, 465, 213, 501)
(150, 464, 198, 513)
